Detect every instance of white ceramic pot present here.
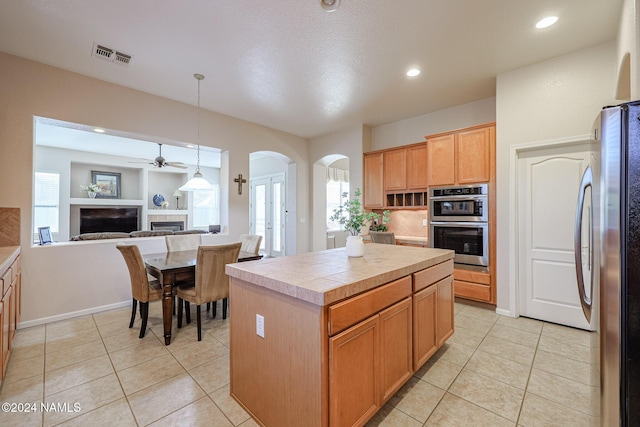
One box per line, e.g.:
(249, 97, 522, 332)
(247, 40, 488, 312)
(88, 191, 97, 199)
(345, 235, 364, 257)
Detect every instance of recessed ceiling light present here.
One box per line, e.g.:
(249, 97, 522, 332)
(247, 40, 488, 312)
(407, 68, 421, 77)
(94, 128, 105, 133)
(536, 16, 558, 29)
(187, 144, 194, 148)
(321, 0, 340, 12)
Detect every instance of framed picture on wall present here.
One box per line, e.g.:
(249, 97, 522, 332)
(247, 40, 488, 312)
(38, 226, 52, 245)
(92, 171, 121, 199)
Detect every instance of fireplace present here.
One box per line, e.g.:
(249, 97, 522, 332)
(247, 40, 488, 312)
(151, 221, 184, 232)
(80, 208, 139, 234)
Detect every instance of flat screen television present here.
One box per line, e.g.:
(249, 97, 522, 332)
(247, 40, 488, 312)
(80, 208, 139, 234)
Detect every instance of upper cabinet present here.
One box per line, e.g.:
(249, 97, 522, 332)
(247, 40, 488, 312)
(426, 124, 494, 186)
(363, 152, 384, 209)
(384, 144, 428, 192)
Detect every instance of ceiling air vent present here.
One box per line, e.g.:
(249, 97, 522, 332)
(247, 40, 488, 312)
(92, 42, 133, 67)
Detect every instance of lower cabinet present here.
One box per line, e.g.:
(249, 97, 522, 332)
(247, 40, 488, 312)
(328, 260, 454, 426)
(454, 268, 492, 303)
(1, 251, 21, 384)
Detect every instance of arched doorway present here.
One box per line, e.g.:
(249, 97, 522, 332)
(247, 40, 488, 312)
(249, 151, 295, 257)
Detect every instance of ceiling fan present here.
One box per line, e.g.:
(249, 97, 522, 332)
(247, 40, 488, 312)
(129, 143, 187, 169)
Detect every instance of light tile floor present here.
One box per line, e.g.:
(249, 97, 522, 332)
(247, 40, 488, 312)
(0, 300, 599, 426)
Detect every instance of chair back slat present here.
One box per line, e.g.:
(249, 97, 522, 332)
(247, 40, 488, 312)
(369, 231, 396, 245)
(165, 234, 202, 252)
(116, 244, 152, 301)
(239, 234, 262, 255)
(195, 242, 242, 303)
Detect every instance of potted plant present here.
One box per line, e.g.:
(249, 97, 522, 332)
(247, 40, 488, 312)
(80, 183, 101, 198)
(329, 188, 385, 257)
(369, 209, 391, 232)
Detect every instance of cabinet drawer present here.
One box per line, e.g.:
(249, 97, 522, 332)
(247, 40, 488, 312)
(454, 280, 491, 302)
(453, 268, 490, 285)
(1, 268, 10, 297)
(328, 276, 412, 336)
(413, 260, 453, 292)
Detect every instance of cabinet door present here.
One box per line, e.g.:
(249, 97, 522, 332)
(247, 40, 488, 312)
(436, 276, 454, 347)
(9, 275, 17, 343)
(427, 134, 455, 186)
(364, 152, 384, 209)
(412, 285, 437, 371)
(406, 144, 428, 190)
(379, 297, 413, 403)
(2, 285, 10, 375)
(456, 127, 491, 184)
(329, 315, 380, 427)
(383, 149, 407, 191)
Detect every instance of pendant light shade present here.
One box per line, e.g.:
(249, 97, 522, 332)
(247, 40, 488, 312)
(180, 73, 213, 191)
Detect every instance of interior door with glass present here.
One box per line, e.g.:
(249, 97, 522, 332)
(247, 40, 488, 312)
(250, 174, 285, 257)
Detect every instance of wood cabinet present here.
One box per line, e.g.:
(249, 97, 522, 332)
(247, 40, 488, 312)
(426, 124, 494, 186)
(384, 144, 428, 192)
(1, 250, 20, 383)
(329, 295, 413, 426)
(363, 152, 384, 209)
(412, 259, 454, 371)
(453, 268, 492, 303)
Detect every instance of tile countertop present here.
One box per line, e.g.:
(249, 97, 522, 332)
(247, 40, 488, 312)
(226, 245, 453, 307)
(0, 246, 20, 273)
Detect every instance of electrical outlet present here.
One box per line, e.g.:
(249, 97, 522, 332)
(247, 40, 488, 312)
(256, 314, 265, 338)
(422, 218, 428, 227)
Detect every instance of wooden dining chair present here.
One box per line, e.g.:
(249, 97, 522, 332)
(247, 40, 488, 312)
(116, 243, 163, 338)
(165, 234, 202, 252)
(175, 242, 242, 341)
(369, 231, 396, 245)
(240, 234, 262, 255)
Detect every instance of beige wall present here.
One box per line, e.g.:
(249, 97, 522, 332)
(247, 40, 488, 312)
(371, 97, 496, 151)
(495, 41, 618, 315)
(0, 52, 309, 325)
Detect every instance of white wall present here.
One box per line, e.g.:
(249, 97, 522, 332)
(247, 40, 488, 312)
(309, 125, 369, 251)
(0, 51, 309, 325)
(616, 0, 639, 99)
(371, 98, 496, 151)
(495, 41, 618, 315)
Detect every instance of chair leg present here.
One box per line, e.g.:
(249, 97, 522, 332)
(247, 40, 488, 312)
(129, 298, 137, 328)
(197, 305, 202, 341)
(206, 302, 210, 312)
(177, 297, 183, 328)
(173, 295, 176, 316)
(222, 298, 228, 320)
(185, 302, 191, 324)
(139, 302, 148, 338)
(212, 300, 217, 318)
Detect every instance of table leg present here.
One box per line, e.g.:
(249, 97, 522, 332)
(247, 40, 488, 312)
(162, 282, 173, 345)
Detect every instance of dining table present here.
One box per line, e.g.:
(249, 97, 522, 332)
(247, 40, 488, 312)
(144, 249, 262, 345)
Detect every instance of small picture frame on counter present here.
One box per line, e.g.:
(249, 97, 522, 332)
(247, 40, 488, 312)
(38, 226, 53, 245)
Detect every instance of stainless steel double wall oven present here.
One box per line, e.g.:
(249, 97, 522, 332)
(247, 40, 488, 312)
(429, 184, 488, 267)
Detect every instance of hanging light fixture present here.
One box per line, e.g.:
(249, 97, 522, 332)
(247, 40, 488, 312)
(179, 73, 213, 191)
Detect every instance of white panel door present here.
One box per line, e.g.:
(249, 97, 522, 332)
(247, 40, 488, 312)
(250, 174, 285, 258)
(517, 142, 594, 330)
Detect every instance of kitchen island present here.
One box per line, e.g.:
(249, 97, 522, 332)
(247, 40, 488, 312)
(226, 244, 454, 427)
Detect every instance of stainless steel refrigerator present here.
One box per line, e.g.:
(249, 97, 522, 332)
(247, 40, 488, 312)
(578, 100, 640, 426)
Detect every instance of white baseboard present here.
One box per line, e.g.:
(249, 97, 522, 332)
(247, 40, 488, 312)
(18, 300, 131, 329)
(495, 307, 516, 318)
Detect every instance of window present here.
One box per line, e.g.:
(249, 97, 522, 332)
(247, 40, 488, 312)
(326, 170, 349, 230)
(34, 172, 60, 233)
(192, 185, 220, 228)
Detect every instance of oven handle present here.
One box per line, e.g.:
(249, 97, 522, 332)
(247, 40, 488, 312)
(430, 221, 488, 227)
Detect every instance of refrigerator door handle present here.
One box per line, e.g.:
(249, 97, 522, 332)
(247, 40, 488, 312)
(574, 165, 593, 322)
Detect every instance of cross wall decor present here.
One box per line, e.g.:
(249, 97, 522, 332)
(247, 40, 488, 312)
(234, 173, 247, 195)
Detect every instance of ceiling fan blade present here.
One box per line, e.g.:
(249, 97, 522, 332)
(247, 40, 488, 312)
(165, 163, 188, 169)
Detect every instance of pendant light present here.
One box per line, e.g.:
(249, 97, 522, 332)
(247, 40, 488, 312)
(179, 73, 213, 191)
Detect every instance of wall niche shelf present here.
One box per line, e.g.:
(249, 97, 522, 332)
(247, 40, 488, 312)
(385, 192, 428, 209)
